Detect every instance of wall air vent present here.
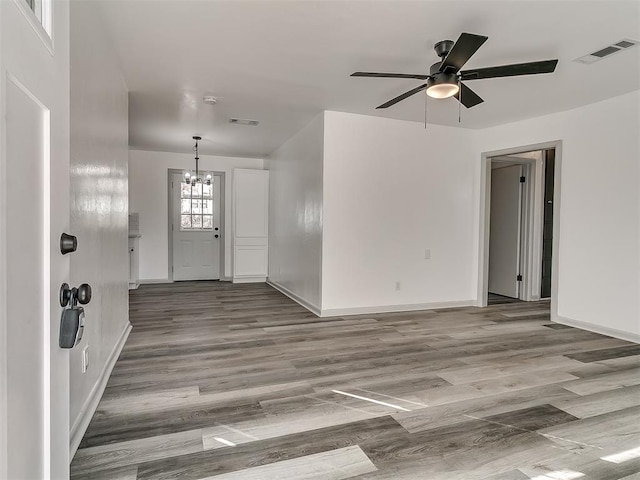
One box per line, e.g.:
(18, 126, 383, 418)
(574, 38, 639, 64)
(229, 118, 259, 126)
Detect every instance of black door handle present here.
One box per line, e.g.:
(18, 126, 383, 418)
(60, 283, 92, 307)
(214, 234, 219, 238)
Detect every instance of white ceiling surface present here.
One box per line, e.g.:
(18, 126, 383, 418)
(96, 0, 640, 158)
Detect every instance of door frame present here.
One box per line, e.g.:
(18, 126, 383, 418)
(478, 140, 562, 320)
(167, 168, 225, 282)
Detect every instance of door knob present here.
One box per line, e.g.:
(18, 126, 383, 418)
(60, 283, 92, 307)
(214, 234, 219, 238)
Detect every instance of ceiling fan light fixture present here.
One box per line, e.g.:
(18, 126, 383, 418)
(426, 73, 459, 99)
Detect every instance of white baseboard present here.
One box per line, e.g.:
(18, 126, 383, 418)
(266, 279, 321, 316)
(555, 315, 640, 344)
(233, 276, 266, 284)
(69, 321, 132, 458)
(320, 300, 476, 317)
(139, 278, 172, 284)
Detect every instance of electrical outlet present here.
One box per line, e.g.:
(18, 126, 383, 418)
(424, 249, 431, 260)
(395, 281, 401, 291)
(82, 346, 89, 373)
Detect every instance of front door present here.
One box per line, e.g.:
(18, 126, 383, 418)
(1, 0, 71, 478)
(171, 172, 221, 281)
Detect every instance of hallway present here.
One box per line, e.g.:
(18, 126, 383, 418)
(72, 282, 640, 479)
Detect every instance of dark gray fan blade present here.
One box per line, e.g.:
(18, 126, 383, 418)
(376, 83, 428, 109)
(440, 33, 488, 73)
(461, 59, 558, 80)
(453, 83, 484, 108)
(351, 72, 430, 80)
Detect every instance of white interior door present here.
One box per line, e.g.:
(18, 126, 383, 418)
(1, 0, 71, 478)
(488, 164, 522, 298)
(172, 173, 221, 281)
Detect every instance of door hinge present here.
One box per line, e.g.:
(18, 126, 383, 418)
(517, 274, 523, 281)
(520, 176, 526, 183)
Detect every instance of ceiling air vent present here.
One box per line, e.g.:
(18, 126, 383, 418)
(229, 118, 259, 126)
(574, 38, 639, 64)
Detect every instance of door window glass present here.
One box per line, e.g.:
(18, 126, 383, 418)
(180, 180, 213, 231)
(23, 0, 52, 36)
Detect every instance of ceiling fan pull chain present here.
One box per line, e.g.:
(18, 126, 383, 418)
(424, 92, 428, 129)
(458, 78, 462, 123)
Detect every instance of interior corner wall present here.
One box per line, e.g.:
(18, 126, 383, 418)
(266, 113, 324, 311)
(69, 0, 130, 448)
(321, 111, 478, 314)
(476, 90, 640, 339)
(128, 150, 264, 281)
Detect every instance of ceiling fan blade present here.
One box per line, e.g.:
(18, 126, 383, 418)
(440, 33, 488, 73)
(460, 59, 558, 80)
(376, 83, 428, 109)
(454, 83, 484, 108)
(351, 72, 430, 80)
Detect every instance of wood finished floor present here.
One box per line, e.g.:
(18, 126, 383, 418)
(72, 281, 640, 479)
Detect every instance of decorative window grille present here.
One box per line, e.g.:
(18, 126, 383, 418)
(180, 182, 214, 230)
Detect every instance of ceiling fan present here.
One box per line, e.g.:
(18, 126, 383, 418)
(351, 33, 558, 109)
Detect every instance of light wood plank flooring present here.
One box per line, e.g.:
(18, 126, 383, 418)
(72, 281, 640, 479)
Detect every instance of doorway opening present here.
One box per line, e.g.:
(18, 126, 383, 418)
(478, 141, 561, 313)
(167, 169, 225, 281)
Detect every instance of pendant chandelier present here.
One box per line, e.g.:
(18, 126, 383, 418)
(184, 136, 212, 186)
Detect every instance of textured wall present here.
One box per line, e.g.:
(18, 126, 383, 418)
(322, 111, 478, 313)
(69, 0, 130, 439)
(266, 113, 324, 309)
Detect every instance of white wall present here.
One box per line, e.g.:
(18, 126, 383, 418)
(69, 0, 131, 453)
(266, 113, 324, 310)
(129, 150, 264, 281)
(321, 111, 478, 314)
(476, 90, 640, 339)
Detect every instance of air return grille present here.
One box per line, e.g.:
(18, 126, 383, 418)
(229, 118, 259, 126)
(574, 38, 639, 64)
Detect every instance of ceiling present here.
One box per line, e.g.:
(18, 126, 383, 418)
(95, 0, 640, 158)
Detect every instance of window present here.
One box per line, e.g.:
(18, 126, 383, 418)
(21, 0, 52, 39)
(180, 182, 214, 231)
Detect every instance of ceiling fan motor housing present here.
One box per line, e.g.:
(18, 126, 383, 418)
(430, 61, 445, 75)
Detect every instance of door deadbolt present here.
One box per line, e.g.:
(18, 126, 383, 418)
(60, 233, 78, 255)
